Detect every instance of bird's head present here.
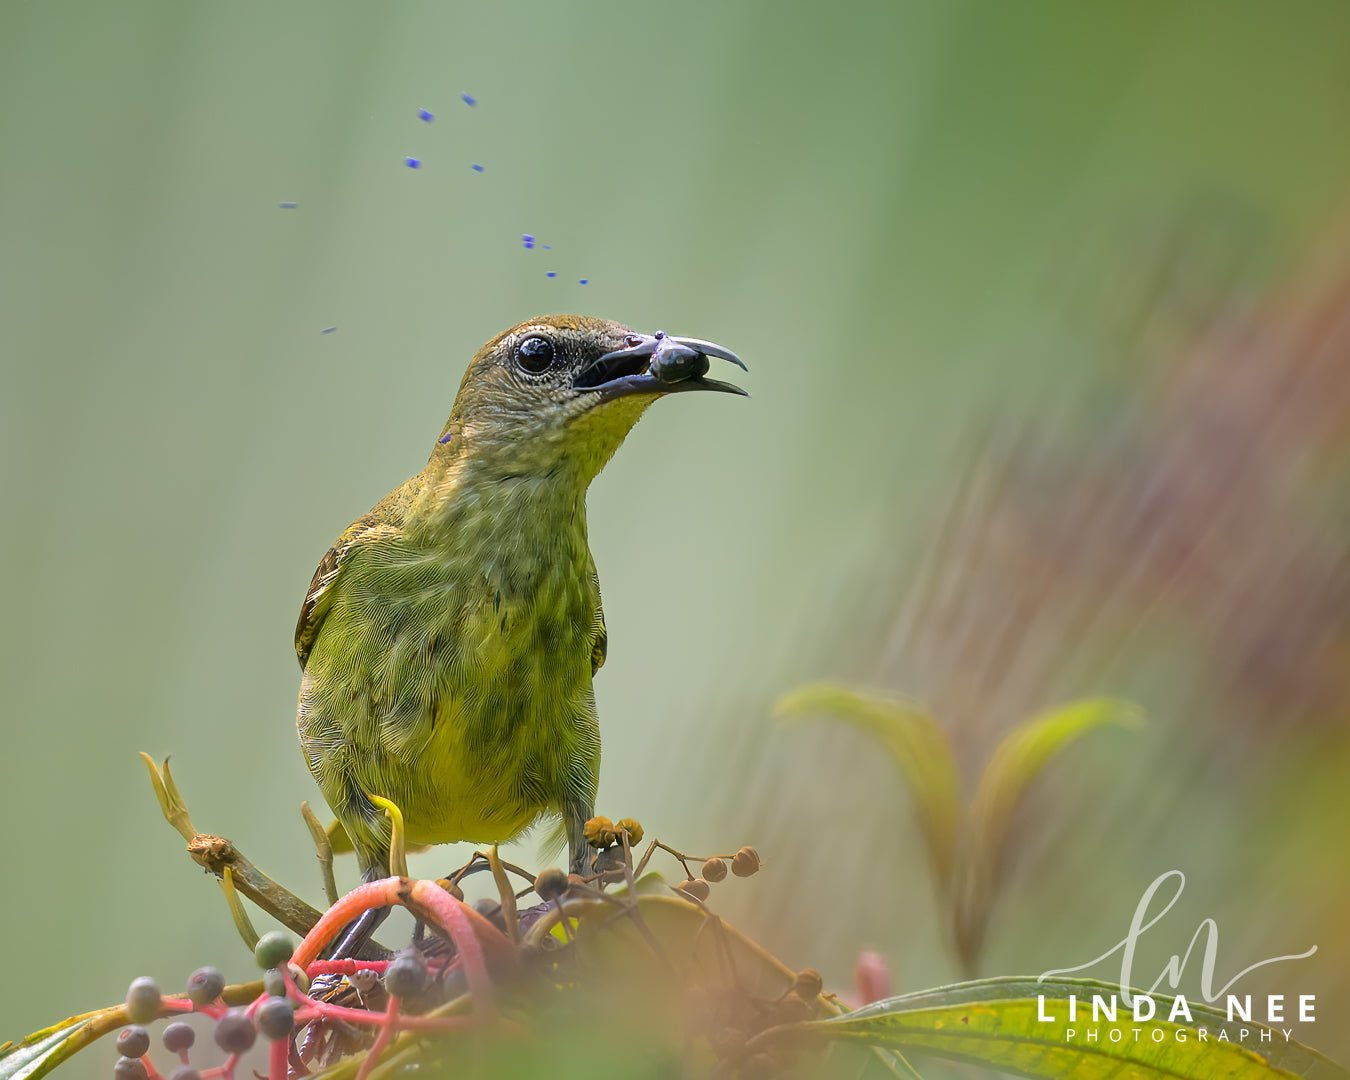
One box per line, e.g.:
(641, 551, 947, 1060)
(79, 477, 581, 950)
(433, 315, 746, 482)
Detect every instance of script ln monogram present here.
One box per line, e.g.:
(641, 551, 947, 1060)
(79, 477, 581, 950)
(1038, 870, 1317, 1004)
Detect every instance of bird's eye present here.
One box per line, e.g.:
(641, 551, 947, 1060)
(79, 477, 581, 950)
(516, 335, 555, 375)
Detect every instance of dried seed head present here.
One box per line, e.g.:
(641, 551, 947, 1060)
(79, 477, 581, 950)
(701, 857, 728, 882)
(255, 997, 296, 1040)
(124, 978, 161, 1024)
(161, 1021, 196, 1054)
(253, 930, 294, 970)
(792, 968, 824, 1000)
(534, 867, 568, 901)
(593, 846, 628, 873)
(731, 846, 762, 877)
(115, 1027, 150, 1059)
(615, 817, 644, 845)
(677, 877, 711, 902)
(778, 992, 815, 1024)
(185, 966, 225, 1007)
(583, 816, 616, 848)
(213, 1008, 257, 1054)
(436, 877, 465, 901)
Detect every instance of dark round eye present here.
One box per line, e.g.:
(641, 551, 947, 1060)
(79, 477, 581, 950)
(516, 335, 555, 375)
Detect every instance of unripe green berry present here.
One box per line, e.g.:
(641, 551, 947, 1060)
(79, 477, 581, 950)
(124, 978, 161, 1024)
(263, 968, 287, 998)
(185, 966, 225, 1007)
(214, 1008, 256, 1054)
(162, 1021, 196, 1053)
(253, 930, 294, 970)
(255, 997, 295, 1040)
(384, 950, 430, 999)
(113, 1056, 148, 1080)
(115, 1026, 150, 1058)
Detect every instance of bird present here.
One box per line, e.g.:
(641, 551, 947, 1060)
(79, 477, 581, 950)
(294, 314, 746, 901)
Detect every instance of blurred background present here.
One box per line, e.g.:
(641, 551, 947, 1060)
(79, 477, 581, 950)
(3, 0, 1350, 1069)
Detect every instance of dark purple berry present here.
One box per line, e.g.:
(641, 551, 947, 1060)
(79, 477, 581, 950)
(255, 997, 295, 1040)
(162, 1021, 196, 1053)
(115, 1026, 150, 1058)
(214, 1008, 256, 1054)
(384, 950, 429, 999)
(170, 1069, 201, 1080)
(113, 1057, 148, 1080)
(186, 966, 225, 1007)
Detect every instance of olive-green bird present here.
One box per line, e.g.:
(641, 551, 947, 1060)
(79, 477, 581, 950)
(294, 315, 745, 894)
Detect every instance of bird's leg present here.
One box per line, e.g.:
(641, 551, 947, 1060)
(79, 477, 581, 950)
(565, 798, 596, 878)
(323, 902, 393, 961)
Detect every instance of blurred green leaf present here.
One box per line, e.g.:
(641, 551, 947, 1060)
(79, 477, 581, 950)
(775, 683, 960, 892)
(808, 976, 1348, 1079)
(0, 1016, 94, 1080)
(956, 699, 1142, 969)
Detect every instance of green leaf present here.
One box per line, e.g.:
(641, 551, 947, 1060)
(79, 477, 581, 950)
(956, 699, 1142, 969)
(775, 683, 960, 892)
(807, 976, 1348, 1079)
(0, 1016, 94, 1080)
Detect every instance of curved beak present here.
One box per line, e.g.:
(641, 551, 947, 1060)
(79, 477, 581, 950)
(573, 331, 748, 403)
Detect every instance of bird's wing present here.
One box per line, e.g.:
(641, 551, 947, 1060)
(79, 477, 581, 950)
(295, 511, 391, 670)
(591, 601, 608, 676)
(590, 564, 607, 677)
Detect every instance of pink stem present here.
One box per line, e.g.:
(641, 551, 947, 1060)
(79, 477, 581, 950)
(268, 1033, 290, 1080)
(295, 1001, 472, 1031)
(353, 996, 401, 1080)
(305, 959, 391, 977)
(290, 877, 507, 1023)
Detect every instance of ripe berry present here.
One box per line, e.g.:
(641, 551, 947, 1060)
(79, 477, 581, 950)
(384, 949, 430, 999)
(162, 1021, 196, 1053)
(214, 1008, 257, 1054)
(255, 997, 295, 1040)
(113, 1057, 148, 1080)
(115, 1026, 150, 1058)
(185, 966, 225, 1007)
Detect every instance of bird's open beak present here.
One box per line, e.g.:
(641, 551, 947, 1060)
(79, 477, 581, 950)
(573, 332, 748, 402)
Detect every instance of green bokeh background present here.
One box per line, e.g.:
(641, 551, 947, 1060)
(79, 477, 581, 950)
(4, 1, 1350, 1071)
